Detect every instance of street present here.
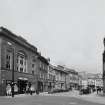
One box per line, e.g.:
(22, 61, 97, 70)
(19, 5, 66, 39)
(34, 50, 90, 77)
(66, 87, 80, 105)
(0, 94, 104, 105)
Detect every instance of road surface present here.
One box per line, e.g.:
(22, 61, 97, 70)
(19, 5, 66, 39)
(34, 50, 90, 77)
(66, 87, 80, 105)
(0, 94, 104, 105)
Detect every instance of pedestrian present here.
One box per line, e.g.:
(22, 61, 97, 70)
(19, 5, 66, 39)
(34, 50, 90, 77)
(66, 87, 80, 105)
(6, 84, 11, 96)
(97, 87, 99, 94)
(36, 90, 39, 95)
(26, 85, 29, 94)
(30, 86, 33, 95)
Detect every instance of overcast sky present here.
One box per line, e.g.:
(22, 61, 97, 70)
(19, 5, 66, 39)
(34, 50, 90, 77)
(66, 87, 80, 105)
(0, 0, 105, 73)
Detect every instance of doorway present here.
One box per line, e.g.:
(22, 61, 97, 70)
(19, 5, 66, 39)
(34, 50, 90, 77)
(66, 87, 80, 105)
(18, 79, 28, 94)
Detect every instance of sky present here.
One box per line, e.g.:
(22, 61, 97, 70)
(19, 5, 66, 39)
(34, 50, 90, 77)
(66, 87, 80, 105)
(0, 0, 105, 73)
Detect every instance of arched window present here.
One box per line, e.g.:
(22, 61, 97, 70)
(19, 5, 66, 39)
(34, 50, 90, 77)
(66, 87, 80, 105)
(17, 51, 27, 73)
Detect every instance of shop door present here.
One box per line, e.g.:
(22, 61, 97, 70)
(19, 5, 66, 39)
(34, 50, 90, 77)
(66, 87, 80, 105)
(18, 79, 28, 94)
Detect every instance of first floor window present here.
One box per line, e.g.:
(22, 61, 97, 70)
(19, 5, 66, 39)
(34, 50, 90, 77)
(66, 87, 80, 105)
(20, 67, 23, 72)
(17, 52, 27, 73)
(6, 50, 13, 70)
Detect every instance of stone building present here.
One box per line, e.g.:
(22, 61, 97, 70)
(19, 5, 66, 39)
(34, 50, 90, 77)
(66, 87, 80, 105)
(37, 55, 49, 92)
(94, 73, 103, 89)
(78, 71, 103, 91)
(0, 27, 49, 95)
(78, 71, 88, 89)
(47, 64, 55, 92)
(54, 65, 68, 90)
(67, 69, 79, 90)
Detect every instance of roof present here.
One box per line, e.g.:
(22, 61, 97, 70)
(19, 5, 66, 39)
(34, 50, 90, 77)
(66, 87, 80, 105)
(38, 54, 49, 65)
(53, 66, 68, 74)
(0, 27, 38, 53)
(87, 73, 103, 79)
(64, 67, 78, 74)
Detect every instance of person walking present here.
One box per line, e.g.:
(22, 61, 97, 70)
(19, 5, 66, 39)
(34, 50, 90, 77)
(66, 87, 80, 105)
(97, 87, 99, 94)
(30, 86, 33, 95)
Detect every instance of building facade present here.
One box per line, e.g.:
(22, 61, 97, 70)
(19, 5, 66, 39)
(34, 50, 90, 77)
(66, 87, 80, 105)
(37, 55, 49, 92)
(78, 71, 88, 89)
(47, 64, 55, 92)
(94, 73, 103, 89)
(54, 65, 67, 90)
(79, 71, 103, 91)
(0, 27, 49, 95)
(67, 69, 79, 90)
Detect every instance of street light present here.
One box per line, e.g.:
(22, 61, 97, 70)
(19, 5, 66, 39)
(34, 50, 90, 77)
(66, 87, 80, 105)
(7, 41, 15, 97)
(11, 46, 14, 97)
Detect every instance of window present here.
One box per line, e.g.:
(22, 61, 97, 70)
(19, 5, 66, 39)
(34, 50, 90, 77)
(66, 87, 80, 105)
(40, 61, 41, 68)
(32, 64, 34, 68)
(39, 71, 42, 78)
(6, 50, 13, 70)
(32, 70, 34, 75)
(20, 59, 23, 65)
(17, 67, 18, 71)
(32, 56, 37, 75)
(17, 52, 27, 73)
(20, 67, 23, 72)
(32, 59, 36, 62)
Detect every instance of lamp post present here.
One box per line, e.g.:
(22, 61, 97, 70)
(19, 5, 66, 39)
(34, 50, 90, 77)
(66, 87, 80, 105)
(34, 55, 39, 94)
(11, 47, 14, 97)
(103, 38, 105, 95)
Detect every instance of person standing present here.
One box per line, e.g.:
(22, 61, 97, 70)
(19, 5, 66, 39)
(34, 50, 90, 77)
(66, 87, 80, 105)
(6, 84, 11, 96)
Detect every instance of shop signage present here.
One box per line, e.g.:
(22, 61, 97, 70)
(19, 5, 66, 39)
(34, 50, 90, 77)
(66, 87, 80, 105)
(18, 77, 28, 80)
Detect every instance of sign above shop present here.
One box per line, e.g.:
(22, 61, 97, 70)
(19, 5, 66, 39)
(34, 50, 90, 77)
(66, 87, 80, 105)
(18, 77, 28, 80)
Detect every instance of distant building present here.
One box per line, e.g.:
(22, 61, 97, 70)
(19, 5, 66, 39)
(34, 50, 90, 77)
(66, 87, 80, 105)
(78, 71, 88, 89)
(54, 65, 79, 90)
(65, 68, 79, 90)
(94, 73, 103, 88)
(54, 65, 68, 90)
(87, 73, 103, 89)
(79, 71, 103, 91)
(37, 55, 49, 92)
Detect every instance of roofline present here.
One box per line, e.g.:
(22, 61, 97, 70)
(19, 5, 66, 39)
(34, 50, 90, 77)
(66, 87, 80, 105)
(38, 54, 49, 65)
(53, 67, 68, 74)
(0, 27, 38, 54)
